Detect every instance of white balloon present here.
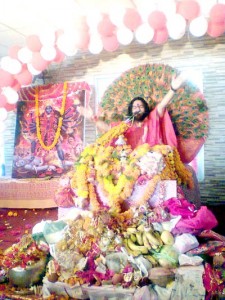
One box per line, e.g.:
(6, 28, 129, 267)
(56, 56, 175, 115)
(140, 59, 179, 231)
(1, 57, 22, 75)
(40, 46, 57, 61)
(135, 23, 154, 44)
(196, 0, 217, 18)
(56, 33, 78, 56)
(134, 0, 157, 22)
(9, 59, 22, 74)
(158, 0, 176, 19)
(0, 121, 6, 133)
(2, 87, 19, 104)
(86, 9, 102, 29)
(0, 108, 7, 121)
(109, 7, 126, 27)
(189, 16, 208, 37)
(88, 33, 103, 54)
(18, 47, 33, 63)
(27, 63, 42, 75)
(167, 14, 186, 40)
(39, 29, 56, 46)
(1, 56, 11, 70)
(117, 27, 133, 45)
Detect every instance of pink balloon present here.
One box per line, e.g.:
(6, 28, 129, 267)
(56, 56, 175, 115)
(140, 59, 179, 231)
(210, 4, 225, 23)
(177, 0, 200, 21)
(11, 79, 21, 91)
(15, 69, 33, 86)
(55, 29, 64, 40)
(8, 45, 21, 59)
(102, 35, 119, 52)
(31, 52, 49, 71)
(123, 8, 142, 31)
(98, 14, 116, 37)
(153, 28, 168, 44)
(0, 69, 14, 87)
(75, 30, 90, 51)
(5, 102, 16, 112)
(0, 94, 7, 108)
(74, 17, 89, 50)
(54, 48, 65, 63)
(148, 11, 167, 30)
(26, 35, 42, 52)
(207, 21, 225, 37)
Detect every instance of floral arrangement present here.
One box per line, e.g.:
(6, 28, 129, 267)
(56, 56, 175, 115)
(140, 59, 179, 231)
(47, 211, 134, 285)
(71, 121, 193, 214)
(45, 205, 180, 290)
(1, 234, 48, 270)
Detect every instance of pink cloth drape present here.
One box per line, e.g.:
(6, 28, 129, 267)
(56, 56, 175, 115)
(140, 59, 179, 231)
(123, 108, 177, 150)
(112, 108, 204, 163)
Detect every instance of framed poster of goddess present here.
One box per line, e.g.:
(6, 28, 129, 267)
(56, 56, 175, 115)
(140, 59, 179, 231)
(12, 81, 91, 179)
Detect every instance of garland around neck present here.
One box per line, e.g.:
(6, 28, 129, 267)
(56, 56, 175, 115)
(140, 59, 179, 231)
(35, 81, 68, 151)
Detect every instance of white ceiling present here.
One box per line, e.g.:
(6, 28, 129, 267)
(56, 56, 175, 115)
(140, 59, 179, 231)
(0, 0, 90, 59)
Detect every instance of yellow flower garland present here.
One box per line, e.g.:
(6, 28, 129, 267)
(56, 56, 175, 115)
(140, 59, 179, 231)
(35, 81, 68, 151)
(88, 182, 101, 212)
(96, 122, 129, 146)
(72, 122, 193, 214)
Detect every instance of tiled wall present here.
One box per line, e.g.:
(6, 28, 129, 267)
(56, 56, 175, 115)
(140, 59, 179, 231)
(4, 34, 225, 204)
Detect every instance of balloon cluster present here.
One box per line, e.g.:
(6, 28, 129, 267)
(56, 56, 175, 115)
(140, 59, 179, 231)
(0, 0, 225, 128)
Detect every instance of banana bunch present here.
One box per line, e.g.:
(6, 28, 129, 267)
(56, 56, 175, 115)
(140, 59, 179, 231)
(122, 224, 163, 258)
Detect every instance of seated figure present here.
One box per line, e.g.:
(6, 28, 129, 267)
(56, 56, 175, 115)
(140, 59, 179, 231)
(75, 73, 203, 209)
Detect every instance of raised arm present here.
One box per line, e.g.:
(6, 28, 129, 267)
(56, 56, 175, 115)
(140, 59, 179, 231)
(77, 105, 110, 133)
(157, 73, 186, 117)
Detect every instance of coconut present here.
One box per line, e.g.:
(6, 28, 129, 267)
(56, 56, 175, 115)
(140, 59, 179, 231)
(160, 230, 174, 245)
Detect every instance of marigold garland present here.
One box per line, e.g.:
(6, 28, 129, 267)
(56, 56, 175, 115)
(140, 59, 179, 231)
(88, 182, 101, 212)
(72, 122, 193, 214)
(132, 175, 161, 208)
(96, 122, 129, 146)
(35, 81, 68, 151)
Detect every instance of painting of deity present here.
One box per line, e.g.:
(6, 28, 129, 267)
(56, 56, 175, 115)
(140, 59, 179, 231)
(12, 81, 90, 179)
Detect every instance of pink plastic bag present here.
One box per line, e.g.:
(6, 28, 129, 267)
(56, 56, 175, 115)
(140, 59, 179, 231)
(172, 206, 218, 235)
(163, 197, 197, 219)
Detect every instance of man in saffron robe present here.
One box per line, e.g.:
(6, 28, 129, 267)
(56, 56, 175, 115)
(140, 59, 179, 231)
(123, 96, 177, 151)
(89, 74, 183, 157)
(79, 73, 203, 164)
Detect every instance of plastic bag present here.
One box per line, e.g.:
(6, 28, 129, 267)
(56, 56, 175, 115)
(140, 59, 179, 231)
(173, 233, 199, 254)
(43, 220, 67, 244)
(172, 206, 218, 235)
(163, 197, 197, 219)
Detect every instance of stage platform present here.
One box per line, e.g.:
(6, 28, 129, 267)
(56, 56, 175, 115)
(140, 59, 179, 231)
(0, 177, 59, 208)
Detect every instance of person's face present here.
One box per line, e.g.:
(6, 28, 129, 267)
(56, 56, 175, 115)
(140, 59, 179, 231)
(45, 106, 53, 115)
(68, 137, 75, 144)
(132, 100, 146, 121)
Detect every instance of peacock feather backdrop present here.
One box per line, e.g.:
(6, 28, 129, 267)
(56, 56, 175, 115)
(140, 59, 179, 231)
(100, 63, 209, 163)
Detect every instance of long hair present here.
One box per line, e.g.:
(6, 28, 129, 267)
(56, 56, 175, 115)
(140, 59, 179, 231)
(127, 97, 150, 118)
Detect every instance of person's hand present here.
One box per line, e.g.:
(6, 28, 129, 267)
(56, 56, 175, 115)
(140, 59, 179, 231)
(171, 73, 187, 91)
(77, 105, 94, 119)
(95, 120, 110, 133)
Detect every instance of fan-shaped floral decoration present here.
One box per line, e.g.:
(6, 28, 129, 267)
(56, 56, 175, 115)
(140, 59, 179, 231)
(100, 63, 209, 163)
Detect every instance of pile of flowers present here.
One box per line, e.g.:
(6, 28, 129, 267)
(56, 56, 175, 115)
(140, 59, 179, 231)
(71, 123, 193, 214)
(1, 234, 48, 270)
